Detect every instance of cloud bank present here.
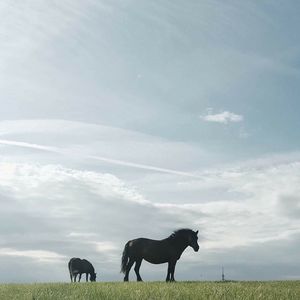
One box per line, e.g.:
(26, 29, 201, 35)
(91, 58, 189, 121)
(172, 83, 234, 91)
(0, 119, 300, 282)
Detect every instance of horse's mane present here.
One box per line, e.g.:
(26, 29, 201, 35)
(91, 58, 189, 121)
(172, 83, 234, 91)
(167, 228, 194, 239)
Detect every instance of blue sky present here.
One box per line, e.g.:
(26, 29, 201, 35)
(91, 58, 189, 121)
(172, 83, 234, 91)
(0, 0, 300, 282)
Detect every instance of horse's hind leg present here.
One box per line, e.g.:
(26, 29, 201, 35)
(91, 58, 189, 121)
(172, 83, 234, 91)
(124, 258, 134, 282)
(134, 259, 143, 282)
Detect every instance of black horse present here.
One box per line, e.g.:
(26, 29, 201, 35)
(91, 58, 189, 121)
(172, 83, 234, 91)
(121, 229, 199, 282)
(68, 257, 97, 282)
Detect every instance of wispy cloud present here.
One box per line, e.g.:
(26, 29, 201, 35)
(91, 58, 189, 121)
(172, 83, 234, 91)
(0, 138, 200, 178)
(201, 110, 244, 124)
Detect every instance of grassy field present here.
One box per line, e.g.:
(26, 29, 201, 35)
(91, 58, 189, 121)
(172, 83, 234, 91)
(0, 281, 300, 300)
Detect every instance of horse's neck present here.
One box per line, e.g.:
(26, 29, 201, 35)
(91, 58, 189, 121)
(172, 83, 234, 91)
(170, 237, 188, 255)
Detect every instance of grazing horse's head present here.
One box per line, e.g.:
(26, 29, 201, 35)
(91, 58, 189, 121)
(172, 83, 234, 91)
(188, 230, 199, 252)
(90, 272, 97, 282)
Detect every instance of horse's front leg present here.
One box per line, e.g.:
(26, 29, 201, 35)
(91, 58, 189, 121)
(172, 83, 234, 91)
(170, 261, 177, 282)
(166, 261, 172, 282)
(78, 273, 82, 282)
(86, 273, 88, 282)
(166, 260, 177, 282)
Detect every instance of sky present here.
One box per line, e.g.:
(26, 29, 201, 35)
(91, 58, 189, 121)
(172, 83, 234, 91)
(0, 0, 300, 282)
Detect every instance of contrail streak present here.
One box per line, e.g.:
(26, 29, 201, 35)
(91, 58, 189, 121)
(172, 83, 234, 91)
(0, 139, 200, 178)
(88, 155, 200, 178)
(0, 139, 59, 152)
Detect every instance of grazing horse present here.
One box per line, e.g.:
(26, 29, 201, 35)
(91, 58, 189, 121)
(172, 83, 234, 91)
(121, 229, 199, 282)
(68, 257, 97, 282)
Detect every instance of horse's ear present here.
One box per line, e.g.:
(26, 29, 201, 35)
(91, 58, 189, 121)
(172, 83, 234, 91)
(195, 230, 198, 235)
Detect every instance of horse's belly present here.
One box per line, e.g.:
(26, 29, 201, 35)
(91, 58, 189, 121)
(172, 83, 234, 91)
(139, 242, 172, 264)
(143, 254, 168, 264)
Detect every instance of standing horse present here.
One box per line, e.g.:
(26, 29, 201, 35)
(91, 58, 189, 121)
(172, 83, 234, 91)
(68, 257, 97, 282)
(121, 229, 199, 282)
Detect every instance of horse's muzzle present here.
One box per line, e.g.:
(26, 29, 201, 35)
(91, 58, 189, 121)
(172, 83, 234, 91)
(194, 245, 200, 252)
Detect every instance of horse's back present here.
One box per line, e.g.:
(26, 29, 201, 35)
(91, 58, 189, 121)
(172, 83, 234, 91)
(82, 259, 94, 271)
(127, 238, 151, 249)
(128, 238, 166, 248)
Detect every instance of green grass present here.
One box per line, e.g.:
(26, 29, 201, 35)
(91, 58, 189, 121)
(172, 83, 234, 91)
(0, 281, 300, 300)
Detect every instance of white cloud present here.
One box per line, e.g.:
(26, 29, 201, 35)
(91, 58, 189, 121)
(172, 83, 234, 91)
(93, 241, 118, 252)
(1, 154, 300, 281)
(1, 119, 300, 281)
(201, 111, 244, 124)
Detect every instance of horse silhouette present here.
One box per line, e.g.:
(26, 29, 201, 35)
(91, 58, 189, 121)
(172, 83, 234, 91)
(68, 257, 97, 282)
(121, 229, 199, 282)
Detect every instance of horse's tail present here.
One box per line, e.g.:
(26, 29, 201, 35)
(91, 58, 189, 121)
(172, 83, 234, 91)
(121, 241, 130, 274)
(68, 259, 73, 282)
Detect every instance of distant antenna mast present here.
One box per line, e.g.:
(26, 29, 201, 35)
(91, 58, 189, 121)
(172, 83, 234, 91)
(222, 266, 225, 281)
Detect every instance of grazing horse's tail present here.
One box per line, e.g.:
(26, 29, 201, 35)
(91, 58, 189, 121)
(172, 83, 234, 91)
(68, 259, 73, 282)
(121, 241, 130, 274)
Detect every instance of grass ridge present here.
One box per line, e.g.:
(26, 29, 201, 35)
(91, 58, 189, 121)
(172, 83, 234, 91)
(0, 281, 299, 300)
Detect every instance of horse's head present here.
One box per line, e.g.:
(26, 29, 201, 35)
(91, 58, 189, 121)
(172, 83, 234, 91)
(188, 230, 199, 252)
(90, 272, 97, 282)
